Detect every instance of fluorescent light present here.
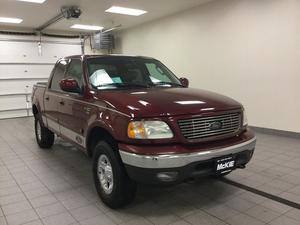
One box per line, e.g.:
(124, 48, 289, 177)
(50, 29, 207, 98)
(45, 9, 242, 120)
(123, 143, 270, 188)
(17, 0, 46, 3)
(105, 6, 147, 16)
(0, 17, 23, 24)
(71, 24, 103, 31)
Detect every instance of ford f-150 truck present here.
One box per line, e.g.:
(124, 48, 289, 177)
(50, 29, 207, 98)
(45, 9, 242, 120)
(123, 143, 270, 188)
(32, 55, 256, 208)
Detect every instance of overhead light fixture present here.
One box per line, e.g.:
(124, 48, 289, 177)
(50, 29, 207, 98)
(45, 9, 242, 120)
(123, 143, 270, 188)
(71, 24, 103, 31)
(0, 17, 23, 24)
(105, 6, 147, 16)
(17, 0, 46, 3)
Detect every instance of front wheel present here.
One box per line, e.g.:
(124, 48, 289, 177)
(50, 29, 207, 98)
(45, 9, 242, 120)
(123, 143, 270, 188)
(93, 141, 137, 209)
(35, 117, 54, 149)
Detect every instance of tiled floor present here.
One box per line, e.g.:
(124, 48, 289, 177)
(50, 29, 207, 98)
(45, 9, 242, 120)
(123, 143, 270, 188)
(0, 117, 299, 225)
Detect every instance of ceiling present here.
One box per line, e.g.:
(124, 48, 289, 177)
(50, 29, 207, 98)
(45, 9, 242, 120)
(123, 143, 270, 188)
(0, 0, 212, 33)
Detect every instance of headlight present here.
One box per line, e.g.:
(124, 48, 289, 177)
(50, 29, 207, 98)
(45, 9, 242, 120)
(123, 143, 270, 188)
(243, 109, 248, 127)
(128, 121, 173, 139)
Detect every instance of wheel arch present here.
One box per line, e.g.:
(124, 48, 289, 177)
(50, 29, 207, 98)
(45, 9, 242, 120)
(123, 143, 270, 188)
(32, 104, 39, 116)
(86, 125, 118, 157)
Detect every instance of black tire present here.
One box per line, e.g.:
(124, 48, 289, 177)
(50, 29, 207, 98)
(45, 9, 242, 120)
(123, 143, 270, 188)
(93, 141, 137, 209)
(34, 117, 54, 149)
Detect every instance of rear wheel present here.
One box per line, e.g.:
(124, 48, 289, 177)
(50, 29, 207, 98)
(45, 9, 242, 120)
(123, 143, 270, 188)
(93, 141, 137, 209)
(34, 118, 54, 148)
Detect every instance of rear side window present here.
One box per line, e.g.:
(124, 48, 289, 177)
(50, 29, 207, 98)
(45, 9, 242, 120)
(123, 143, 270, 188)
(50, 59, 68, 91)
(65, 59, 83, 88)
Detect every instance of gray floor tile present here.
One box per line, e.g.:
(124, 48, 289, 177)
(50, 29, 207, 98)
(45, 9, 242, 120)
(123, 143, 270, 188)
(24, 187, 51, 199)
(225, 213, 265, 225)
(29, 194, 58, 208)
(35, 202, 68, 218)
(119, 217, 153, 225)
(184, 211, 227, 225)
(22, 220, 44, 225)
(69, 204, 103, 222)
(269, 215, 299, 225)
(61, 195, 91, 210)
(203, 204, 240, 220)
(0, 193, 27, 206)
(42, 212, 76, 225)
(79, 214, 116, 225)
(279, 192, 300, 204)
(0, 186, 22, 197)
(245, 205, 280, 223)
(238, 192, 267, 204)
(266, 179, 295, 191)
(145, 209, 180, 225)
(224, 196, 257, 212)
(2, 200, 33, 216)
(260, 200, 292, 214)
(0, 217, 7, 225)
(5, 209, 39, 225)
(285, 208, 300, 222)
(168, 220, 191, 225)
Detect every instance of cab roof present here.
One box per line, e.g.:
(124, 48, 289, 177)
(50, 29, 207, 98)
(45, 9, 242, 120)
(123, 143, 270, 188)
(65, 54, 155, 61)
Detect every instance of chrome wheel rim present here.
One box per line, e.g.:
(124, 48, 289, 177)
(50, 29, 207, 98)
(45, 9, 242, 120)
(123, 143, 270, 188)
(97, 154, 114, 194)
(36, 120, 42, 141)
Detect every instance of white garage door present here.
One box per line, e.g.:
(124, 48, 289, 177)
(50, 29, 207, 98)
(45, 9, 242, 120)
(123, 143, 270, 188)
(0, 34, 82, 119)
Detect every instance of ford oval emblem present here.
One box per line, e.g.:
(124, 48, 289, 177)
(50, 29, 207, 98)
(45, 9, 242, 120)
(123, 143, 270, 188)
(209, 121, 223, 130)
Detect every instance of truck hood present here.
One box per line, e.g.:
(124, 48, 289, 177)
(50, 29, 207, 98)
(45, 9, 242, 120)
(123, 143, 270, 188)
(98, 87, 242, 118)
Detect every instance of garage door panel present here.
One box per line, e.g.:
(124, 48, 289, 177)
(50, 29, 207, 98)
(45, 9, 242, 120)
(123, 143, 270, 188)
(0, 110, 32, 119)
(0, 41, 48, 63)
(42, 43, 81, 60)
(0, 95, 30, 111)
(0, 42, 81, 63)
(0, 79, 46, 95)
(0, 64, 53, 79)
(0, 36, 81, 119)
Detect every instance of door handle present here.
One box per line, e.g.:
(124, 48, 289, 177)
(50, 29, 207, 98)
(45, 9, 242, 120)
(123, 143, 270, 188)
(45, 96, 49, 101)
(59, 101, 65, 106)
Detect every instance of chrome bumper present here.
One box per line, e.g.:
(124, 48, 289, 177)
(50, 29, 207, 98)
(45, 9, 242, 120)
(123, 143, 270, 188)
(119, 137, 256, 169)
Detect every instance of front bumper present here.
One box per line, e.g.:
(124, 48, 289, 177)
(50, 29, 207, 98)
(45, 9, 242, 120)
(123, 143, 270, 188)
(119, 132, 256, 184)
(120, 137, 256, 169)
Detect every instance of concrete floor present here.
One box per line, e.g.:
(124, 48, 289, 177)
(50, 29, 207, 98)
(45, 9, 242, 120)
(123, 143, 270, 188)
(0, 117, 299, 225)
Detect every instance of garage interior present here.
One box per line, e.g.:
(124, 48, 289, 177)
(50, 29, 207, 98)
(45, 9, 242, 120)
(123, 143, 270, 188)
(0, 0, 299, 225)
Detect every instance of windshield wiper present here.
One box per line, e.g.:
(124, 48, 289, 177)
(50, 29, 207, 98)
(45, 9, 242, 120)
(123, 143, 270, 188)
(151, 82, 183, 87)
(95, 82, 150, 89)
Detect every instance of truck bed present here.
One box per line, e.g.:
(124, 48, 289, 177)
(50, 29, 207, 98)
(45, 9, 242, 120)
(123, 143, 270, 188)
(35, 82, 47, 87)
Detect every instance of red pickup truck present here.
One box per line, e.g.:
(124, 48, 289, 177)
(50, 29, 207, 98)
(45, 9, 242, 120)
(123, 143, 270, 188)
(32, 55, 256, 208)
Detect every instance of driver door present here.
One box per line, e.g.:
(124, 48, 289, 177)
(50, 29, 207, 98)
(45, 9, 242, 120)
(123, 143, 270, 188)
(58, 58, 88, 148)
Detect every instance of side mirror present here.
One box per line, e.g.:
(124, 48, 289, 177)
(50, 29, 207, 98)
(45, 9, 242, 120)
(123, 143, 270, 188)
(59, 79, 80, 93)
(179, 77, 189, 88)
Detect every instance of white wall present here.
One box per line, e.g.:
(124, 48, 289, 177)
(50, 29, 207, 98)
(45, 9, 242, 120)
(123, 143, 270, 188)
(116, 0, 300, 133)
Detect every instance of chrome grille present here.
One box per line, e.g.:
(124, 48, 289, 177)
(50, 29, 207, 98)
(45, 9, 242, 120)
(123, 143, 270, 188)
(178, 112, 241, 140)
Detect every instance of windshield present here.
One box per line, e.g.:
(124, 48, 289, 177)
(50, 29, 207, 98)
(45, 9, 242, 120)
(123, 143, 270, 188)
(87, 57, 182, 90)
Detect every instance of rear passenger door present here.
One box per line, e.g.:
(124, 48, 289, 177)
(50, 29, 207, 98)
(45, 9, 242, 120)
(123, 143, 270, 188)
(44, 59, 68, 133)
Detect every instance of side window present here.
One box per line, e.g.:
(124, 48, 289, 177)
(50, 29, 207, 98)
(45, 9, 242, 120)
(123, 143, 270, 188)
(145, 63, 172, 83)
(50, 59, 68, 91)
(66, 59, 83, 88)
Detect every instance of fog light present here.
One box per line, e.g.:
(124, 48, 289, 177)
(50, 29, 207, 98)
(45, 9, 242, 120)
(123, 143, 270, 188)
(157, 172, 178, 182)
